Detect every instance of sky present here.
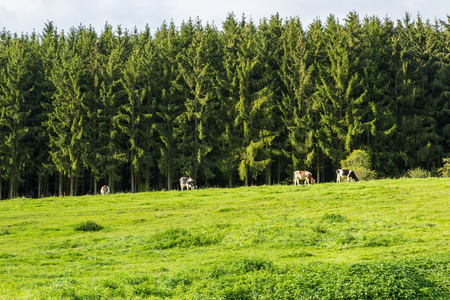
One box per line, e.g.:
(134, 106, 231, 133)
(1, 0, 449, 34)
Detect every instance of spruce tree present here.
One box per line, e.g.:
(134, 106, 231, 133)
(47, 29, 87, 196)
(234, 20, 274, 186)
(279, 17, 316, 179)
(217, 13, 244, 187)
(177, 20, 223, 185)
(153, 22, 184, 190)
(0, 36, 33, 198)
(98, 25, 131, 192)
(116, 41, 152, 193)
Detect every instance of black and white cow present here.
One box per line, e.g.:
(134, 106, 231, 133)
(180, 177, 196, 191)
(336, 169, 359, 183)
(100, 185, 110, 195)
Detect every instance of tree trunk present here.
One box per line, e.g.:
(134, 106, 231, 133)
(59, 172, 63, 197)
(38, 177, 41, 198)
(9, 178, 14, 199)
(131, 163, 135, 193)
(69, 172, 74, 196)
(266, 164, 271, 185)
(167, 164, 172, 191)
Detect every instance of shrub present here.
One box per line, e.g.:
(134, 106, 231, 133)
(341, 150, 377, 181)
(438, 156, 450, 177)
(406, 167, 431, 178)
(74, 221, 104, 232)
(138, 183, 151, 192)
(149, 228, 222, 250)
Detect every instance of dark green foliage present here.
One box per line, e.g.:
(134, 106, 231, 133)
(74, 221, 103, 232)
(0, 12, 449, 197)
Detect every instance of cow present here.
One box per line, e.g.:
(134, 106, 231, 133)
(336, 169, 359, 183)
(100, 185, 110, 195)
(180, 177, 196, 191)
(293, 171, 315, 186)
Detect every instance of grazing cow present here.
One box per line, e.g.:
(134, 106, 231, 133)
(293, 171, 315, 186)
(336, 169, 359, 183)
(100, 185, 110, 195)
(180, 177, 196, 191)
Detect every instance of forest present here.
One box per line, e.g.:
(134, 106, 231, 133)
(0, 12, 449, 198)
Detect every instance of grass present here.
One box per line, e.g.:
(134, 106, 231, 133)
(0, 178, 449, 299)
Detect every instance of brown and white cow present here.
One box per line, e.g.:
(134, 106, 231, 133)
(100, 185, 110, 195)
(293, 171, 315, 186)
(180, 177, 196, 191)
(336, 169, 359, 183)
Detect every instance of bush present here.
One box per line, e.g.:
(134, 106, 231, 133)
(148, 228, 222, 250)
(341, 150, 377, 181)
(74, 221, 104, 232)
(438, 156, 450, 177)
(406, 167, 431, 178)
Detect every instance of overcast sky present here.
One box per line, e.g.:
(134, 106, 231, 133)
(1, 0, 449, 34)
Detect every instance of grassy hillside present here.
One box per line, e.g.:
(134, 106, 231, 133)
(1, 178, 449, 299)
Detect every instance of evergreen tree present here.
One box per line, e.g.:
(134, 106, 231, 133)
(315, 14, 366, 170)
(234, 20, 275, 186)
(177, 20, 223, 185)
(433, 17, 450, 157)
(360, 16, 398, 176)
(217, 13, 244, 187)
(279, 17, 316, 179)
(47, 29, 87, 196)
(36, 22, 60, 196)
(116, 40, 152, 193)
(0, 36, 33, 198)
(153, 22, 184, 190)
(98, 25, 131, 192)
(255, 14, 284, 184)
(395, 14, 443, 171)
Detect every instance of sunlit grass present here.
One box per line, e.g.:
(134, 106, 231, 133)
(0, 178, 449, 298)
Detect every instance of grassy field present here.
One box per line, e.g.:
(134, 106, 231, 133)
(0, 178, 449, 299)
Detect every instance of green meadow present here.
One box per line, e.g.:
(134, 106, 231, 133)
(1, 178, 449, 299)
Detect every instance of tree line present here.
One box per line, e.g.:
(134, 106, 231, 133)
(0, 12, 449, 198)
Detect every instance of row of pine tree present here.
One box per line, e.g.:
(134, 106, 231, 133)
(0, 12, 449, 198)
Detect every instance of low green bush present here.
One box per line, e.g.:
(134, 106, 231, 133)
(438, 156, 450, 177)
(148, 228, 222, 249)
(74, 221, 103, 232)
(407, 167, 431, 178)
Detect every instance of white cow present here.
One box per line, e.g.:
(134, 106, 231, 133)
(180, 177, 196, 191)
(100, 185, 110, 195)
